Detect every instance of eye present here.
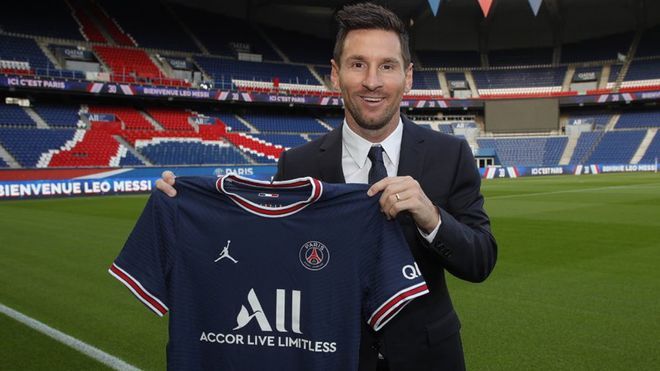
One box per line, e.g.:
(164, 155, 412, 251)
(381, 64, 394, 71)
(351, 61, 364, 69)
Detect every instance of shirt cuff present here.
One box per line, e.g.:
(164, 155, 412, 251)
(417, 217, 441, 243)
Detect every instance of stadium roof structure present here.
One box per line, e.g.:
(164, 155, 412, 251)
(168, 0, 660, 51)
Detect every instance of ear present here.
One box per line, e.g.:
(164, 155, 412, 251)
(330, 59, 340, 91)
(404, 63, 413, 93)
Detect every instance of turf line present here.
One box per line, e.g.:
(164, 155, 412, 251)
(0, 303, 140, 371)
(488, 181, 660, 200)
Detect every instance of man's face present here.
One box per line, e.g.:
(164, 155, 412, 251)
(331, 29, 413, 134)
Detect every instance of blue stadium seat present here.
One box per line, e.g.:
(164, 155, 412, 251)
(319, 117, 343, 129)
(445, 72, 466, 83)
(118, 150, 145, 167)
(194, 57, 320, 89)
(570, 131, 604, 164)
(250, 134, 308, 149)
(640, 131, 660, 163)
(473, 67, 566, 89)
(616, 111, 660, 129)
(242, 113, 329, 133)
(137, 140, 247, 165)
(0, 35, 56, 74)
(585, 130, 646, 164)
(623, 59, 660, 82)
(609, 64, 623, 83)
(33, 104, 82, 128)
(0, 128, 76, 167)
(0, 104, 37, 127)
(477, 137, 567, 166)
(412, 71, 441, 90)
(0, 157, 8, 168)
(196, 111, 252, 132)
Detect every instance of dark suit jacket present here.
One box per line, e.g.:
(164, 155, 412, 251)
(274, 116, 497, 371)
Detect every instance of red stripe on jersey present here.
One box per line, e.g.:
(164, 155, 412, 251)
(217, 175, 323, 217)
(229, 176, 310, 189)
(109, 264, 168, 316)
(369, 284, 428, 329)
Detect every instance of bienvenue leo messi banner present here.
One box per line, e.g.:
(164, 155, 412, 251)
(480, 164, 658, 179)
(0, 166, 277, 200)
(14, 75, 660, 108)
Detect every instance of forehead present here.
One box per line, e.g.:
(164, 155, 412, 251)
(340, 29, 404, 63)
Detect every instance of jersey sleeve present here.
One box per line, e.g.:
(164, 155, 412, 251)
(108, 191, 176, 316)
(362, 213, 429, 331)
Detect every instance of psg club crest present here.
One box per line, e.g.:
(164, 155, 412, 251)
(299, 241, 330, 271)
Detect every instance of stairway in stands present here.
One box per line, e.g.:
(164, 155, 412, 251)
(223, 132, 285, 161)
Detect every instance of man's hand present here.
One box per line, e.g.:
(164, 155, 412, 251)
(367, 176, 440, 233)
(155, 170, 177, 197)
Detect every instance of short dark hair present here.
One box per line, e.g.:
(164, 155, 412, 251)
(333, 2, 411, 68)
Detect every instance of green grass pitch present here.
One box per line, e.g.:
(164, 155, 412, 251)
(1, 172, 659, 370)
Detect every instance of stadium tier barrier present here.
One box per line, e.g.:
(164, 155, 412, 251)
(0, 163, 657, 200)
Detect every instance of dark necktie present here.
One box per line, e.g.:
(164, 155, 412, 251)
(367, 145, 388, 184)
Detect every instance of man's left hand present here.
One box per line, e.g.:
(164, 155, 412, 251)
(367, 176, 440, 233)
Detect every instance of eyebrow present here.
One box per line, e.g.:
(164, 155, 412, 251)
(382, 58, 401, 65)
(345, 55, 401, 65)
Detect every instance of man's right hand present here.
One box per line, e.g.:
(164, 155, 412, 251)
(155, 170, 177, 197)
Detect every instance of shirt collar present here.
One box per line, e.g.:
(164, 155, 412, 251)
(342, 118, 403, 169)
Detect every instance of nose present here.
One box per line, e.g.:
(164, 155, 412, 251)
(362, 65, 383, 91)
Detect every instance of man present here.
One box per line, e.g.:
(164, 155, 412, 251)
(158, 3, 497, 370)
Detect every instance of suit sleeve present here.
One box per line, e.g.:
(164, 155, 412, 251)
(363, 211, 429, 331)
(108, 191, 176, 316)
(431, 140, 497, 283)
(274, 150, 287, 181)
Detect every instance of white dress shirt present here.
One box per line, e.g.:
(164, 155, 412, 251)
(341, 119, 441, 242)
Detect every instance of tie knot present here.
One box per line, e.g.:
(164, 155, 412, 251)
(368, 145, 384, 163)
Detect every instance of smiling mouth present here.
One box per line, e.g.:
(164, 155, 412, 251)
(360, 96, 385, 103)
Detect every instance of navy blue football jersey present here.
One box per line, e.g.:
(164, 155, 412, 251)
(110, 175, 428, 370)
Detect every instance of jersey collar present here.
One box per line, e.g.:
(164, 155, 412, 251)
(216, 175, 323, 218)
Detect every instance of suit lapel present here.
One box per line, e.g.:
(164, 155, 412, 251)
(397, 116, 426, 180)
(318, 127, 346, 183)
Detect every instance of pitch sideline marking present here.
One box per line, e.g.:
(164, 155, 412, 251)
(488, 182, 660, 200)
(0, 302, 140, 371)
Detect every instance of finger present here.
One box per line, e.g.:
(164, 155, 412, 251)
(385, 198, 415, 219)
(378, 181, 413, 206)
(381, 189, 408, 208)
(156, 178, 177, 197)
(367, 177, 401, 196)
(162, 170, 176, 185)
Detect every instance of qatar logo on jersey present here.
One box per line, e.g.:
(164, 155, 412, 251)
(299, 241, 329, 271)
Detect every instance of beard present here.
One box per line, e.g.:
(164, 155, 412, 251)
(343, 93, 400, 132)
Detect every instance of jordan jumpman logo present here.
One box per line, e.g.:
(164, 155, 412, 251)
(215, 240, 238, 263)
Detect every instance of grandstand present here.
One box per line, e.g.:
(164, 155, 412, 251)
(0, 0, 658, 171)
(1, 2, 660, 371)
